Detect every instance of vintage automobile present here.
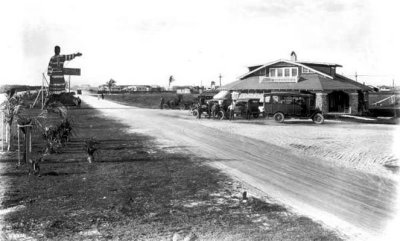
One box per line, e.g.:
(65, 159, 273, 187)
(262, 92, 324, 124)
(191, 98, 214, 118)
(191, 99, 231, 119)
(232, 98, 261, 119)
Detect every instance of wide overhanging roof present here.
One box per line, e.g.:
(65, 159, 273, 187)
(220, 74, 369, 91)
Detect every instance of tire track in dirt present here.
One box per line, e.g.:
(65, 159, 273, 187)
(82, 95, 399, 240)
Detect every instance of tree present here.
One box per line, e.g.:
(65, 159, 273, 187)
(106, 79, 116, 94)
(169, 75, 175, 87)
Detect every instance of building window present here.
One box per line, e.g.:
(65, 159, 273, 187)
(292, 68, 298, 76)
(302, 67, 313, 73)
(269, 68, 276, 77)
(284, 68, 290, 77)
(269, 67, 298, 78)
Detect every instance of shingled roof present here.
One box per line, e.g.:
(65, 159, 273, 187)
(220, 73, 369, 91)
(221, 59, 371, 92)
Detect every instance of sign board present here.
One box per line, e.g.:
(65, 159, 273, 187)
(231, 91, 240, 100)
(64, 68, 81, 76)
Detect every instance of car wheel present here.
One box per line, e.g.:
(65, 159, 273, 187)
(253, 113, 260, 118)
(273, 112, 285, 123)
(193, 109, 199, 118)
(217, 110, 225, 120)
(312, 113, 324, 124)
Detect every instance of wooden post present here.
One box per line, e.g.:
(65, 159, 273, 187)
(24, 127, 28, 163)
(25, 126, 31, 163)
(1, 113, 3, 152)
(29, 126, 32, 153)
(17, 125, 20, 165)
(41, 75, 44, 109)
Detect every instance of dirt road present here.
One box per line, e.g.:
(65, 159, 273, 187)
(81, 95, 399, 240)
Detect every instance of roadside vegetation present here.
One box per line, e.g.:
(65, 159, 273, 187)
(98, 92, 198, 109)
(0, 99, 342, 240)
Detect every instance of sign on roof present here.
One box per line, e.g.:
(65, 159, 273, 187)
(64, 68, 81, 76)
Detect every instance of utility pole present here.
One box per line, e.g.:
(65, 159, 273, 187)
(355, 72, 358, 82)
(219, 73, 222, 87)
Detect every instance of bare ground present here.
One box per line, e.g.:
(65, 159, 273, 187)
(80, 94, 399, 240)
(0, 104, 342, 240)
(102, 93, 400, 179)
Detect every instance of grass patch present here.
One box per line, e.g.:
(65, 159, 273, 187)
(101, 93, 198, 109)
(1, 103, 342, 240)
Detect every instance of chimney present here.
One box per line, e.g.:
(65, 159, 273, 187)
(331, 67, 336, 78)
(290, 51, 297, 62)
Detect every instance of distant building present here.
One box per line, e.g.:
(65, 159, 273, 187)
(121, 85, 150, 91)
(175, 86, 192, 94)
(173, 85, 204, 94)
(98, 84, 108, 92)
(148, 85, 165, 92)
(110, 86, 123, 92)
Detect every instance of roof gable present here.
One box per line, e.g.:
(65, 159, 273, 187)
(239, 59, 334, 80)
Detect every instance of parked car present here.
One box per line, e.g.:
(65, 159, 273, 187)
(262, 92, 324, 124)
(232, 98, 261, 119)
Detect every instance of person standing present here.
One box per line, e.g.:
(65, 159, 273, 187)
(229, 100, 236, 120)
(207, 101, 212, 119)
(47, 46, 82, 93)
(160, 97, 165, 109)
(77, 96, 81, 108)
(197, 97, 204, 119)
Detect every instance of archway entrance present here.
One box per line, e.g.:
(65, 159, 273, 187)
(328, 91, 349, 112)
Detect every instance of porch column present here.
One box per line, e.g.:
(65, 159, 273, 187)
(315, 92, 328, 113)
(349, 92, 359, 115)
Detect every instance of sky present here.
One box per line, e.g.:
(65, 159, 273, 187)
(1, 0, 399, 88)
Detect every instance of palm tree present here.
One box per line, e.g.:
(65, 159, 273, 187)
(106, 79, 116, 94)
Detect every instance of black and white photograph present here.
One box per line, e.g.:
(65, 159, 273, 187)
(0, 0, 399, 240)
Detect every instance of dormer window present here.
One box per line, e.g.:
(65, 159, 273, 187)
(269, 67, 298, 78)
(266, 67, 299, 83)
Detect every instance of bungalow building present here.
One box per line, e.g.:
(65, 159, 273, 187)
(221, 52, 370, 115)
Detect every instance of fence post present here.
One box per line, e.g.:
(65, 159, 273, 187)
(17, 125, 20, 165)
(1, 112, 3, 152)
